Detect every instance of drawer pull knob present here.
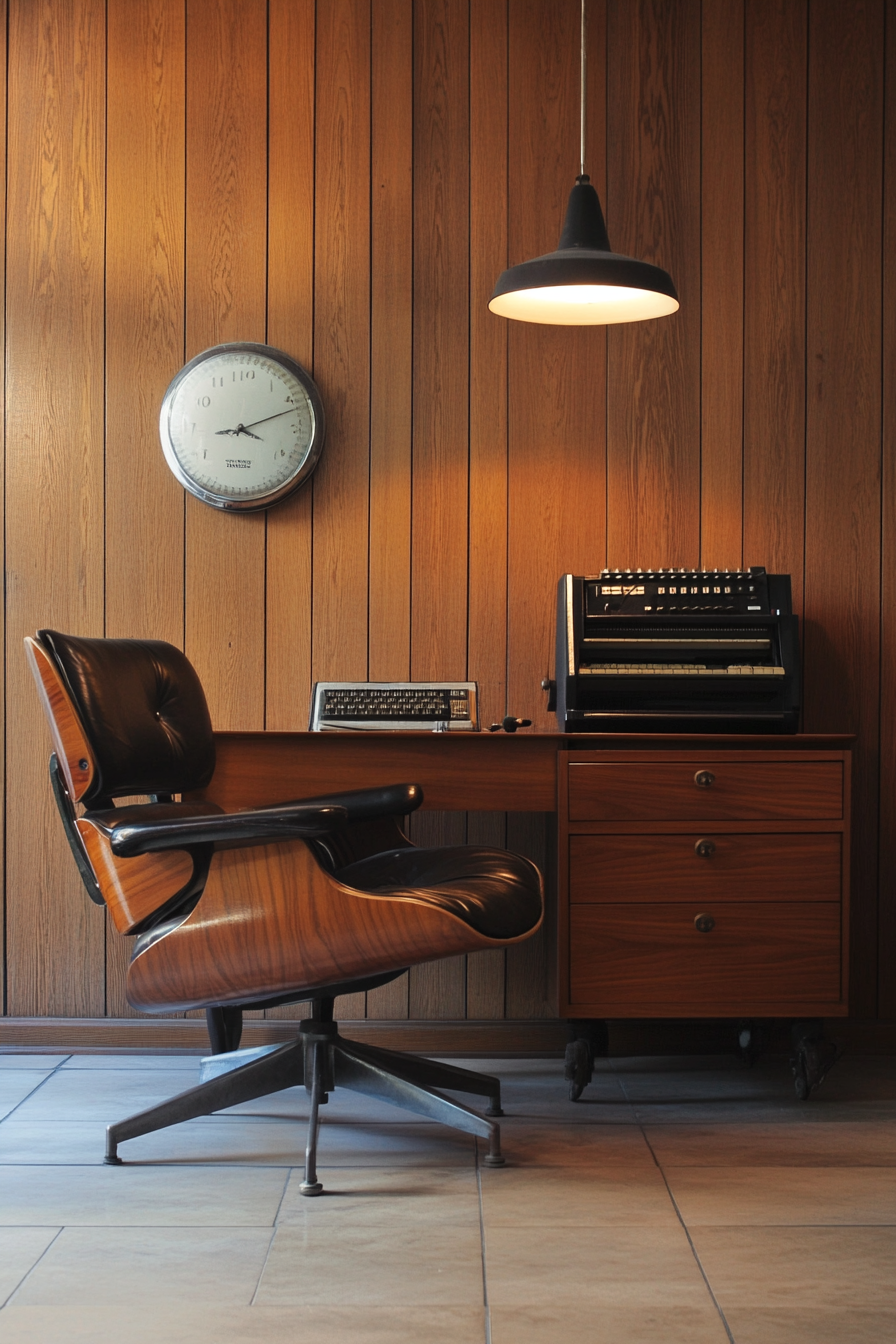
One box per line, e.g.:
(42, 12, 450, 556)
(694, 770, 716, 788)
(695, 839, 716, 858)
(694, 913, 716, 933)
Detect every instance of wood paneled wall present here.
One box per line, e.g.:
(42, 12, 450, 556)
(3, 0, 895, 1026)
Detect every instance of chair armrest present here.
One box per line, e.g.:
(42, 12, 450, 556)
(281, 782, 423, 822)
(109, 801, 349, 857)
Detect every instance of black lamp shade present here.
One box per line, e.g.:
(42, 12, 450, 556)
(489, 177, 679, 326)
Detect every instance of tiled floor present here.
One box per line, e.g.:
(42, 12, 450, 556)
(0, 1047, 894, 1342)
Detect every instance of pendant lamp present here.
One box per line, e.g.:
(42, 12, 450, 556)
(488, 0, 679, 326)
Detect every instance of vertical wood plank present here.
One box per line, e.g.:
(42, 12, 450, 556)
(0, 0, 7, 1008)
(743, 0, 807, 593)
(369, 0, 413, 686)
(507, 0, 608, 732)
(104, 0, 187, 1017)
(265, 0, 316, 734)
(362, 0, 409, 1056)
(260, 0, 316, 1022)
(700, 0, 744, 569)
(314, 0, 372, 1019)
(411, 0, 469, 683)
(184, 0, 267, 730)
(407, 0, 470, 1018)
(805, 0, 883, 1019)
(5, 0, 107, 1015)
(465, 0, 510, 1021)
(606, 0, 701, 571)
(311, 0, 370, 694)
(879, 0, 896, 1018)
(469, 0, 508, 728)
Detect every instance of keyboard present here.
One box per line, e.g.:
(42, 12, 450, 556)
(581, 664, 785, 676)
(309, 682, 479, 731)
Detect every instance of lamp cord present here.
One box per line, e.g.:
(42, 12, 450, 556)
(579, 0, 587, 177)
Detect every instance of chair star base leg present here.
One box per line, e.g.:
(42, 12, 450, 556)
(103, 1023, 509, 1189)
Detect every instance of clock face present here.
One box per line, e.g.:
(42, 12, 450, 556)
(159, 343, 325, 510)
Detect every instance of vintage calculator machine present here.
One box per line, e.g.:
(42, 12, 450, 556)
(553, 568, 800, 733)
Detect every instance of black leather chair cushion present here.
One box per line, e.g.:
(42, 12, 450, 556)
(333, 845, 543, 940)
(39, 631, 215, 803)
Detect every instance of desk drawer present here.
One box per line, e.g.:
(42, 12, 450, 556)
(568, 902, 841, 1011)
(569, 833, 842, 904)
(567, 761, 843, 822)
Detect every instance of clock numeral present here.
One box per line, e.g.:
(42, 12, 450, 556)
(231, 369, 255, 382)
(197, 395, 211, 407)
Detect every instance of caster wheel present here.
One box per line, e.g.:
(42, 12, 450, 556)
(564, 1038, 593, 1103)
(792, 1057, 810, 1100)
(790, 1020, 839, 1099)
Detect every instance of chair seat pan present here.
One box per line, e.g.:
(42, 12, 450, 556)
(333, 845, 542, 940)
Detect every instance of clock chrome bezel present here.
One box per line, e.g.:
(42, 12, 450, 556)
(159, 341, 326, 512)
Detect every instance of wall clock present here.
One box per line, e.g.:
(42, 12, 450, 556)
(159, 342, 325, 511)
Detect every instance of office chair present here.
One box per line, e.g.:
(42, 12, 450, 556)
(25, 631, 543, 1192)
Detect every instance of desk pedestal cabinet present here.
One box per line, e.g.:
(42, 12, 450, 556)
(558, 744, 850, 1097)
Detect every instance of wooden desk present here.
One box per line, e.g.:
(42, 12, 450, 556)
(198, 731, 852, 1064)
(203, 729, 851, 814)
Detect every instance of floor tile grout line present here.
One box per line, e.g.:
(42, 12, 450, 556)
(250, 1196, 289, 1309)
(617, 1073, 738, 1344)
(475, 1140, 492, 1344)
(0, 1057, 75, 1125)
(0, 1225, 64, 1310)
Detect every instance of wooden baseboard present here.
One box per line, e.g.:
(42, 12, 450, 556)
(1, 1016, 894, 1056)
(0, 1017, 569, 1055)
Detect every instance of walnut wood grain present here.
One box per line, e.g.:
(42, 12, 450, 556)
(606, 0, 700, 569)
(468, 0, 508, 729)
(567, 760, 844, 822)
(407, 809, 466, 1020)
(195, 731, 560, 813)
(2, 0, 894, 1036)
(411, 0, 469, 685)
(507, 0, 607, 731)
(264, 0, 316, 733)
(505, 811, 554, 1019)
(368, 0, 412, 686)
(0, 0, 5, 1003)
(77, 821, 194, 935)
(700, 0, 744, 569)
(311, 0, 370, 685)
(804, 0, 883, 1020)
(103, 0, 187, 1018)
(126, 838, 541, 1014)
(465, 812, 508, 1019)
(567, 901, 843, 1016)
(569, 832, 842, 904)
(879, 0, 896, 1018)
(105, 0, 185, 649)
(6, 0, 107, 1017)
(184, 0, 267, 730)
(744, 0, 807, 591)
(24, 637, 96, 803)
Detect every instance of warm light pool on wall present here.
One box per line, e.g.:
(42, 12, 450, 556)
(488, 0, 679, 326)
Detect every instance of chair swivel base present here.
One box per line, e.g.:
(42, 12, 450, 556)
(104, 1018, 505, 1192)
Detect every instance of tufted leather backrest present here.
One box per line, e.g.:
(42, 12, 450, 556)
(37, 631, 216, 805)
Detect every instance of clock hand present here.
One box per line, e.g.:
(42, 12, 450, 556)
(214, 408, 295, 438)
(238, 408, 298, 431)
(214, 424, 263, 440)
